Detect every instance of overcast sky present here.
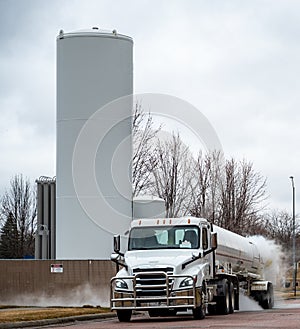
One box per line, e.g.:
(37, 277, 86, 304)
(0, 0, 299, 213)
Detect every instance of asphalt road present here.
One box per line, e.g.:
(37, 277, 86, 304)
(29, 299, 300, 329)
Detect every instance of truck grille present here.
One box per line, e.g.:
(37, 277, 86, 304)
(132, 267, 174, 297)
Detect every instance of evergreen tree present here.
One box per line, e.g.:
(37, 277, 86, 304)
(0, 212, 19, 258)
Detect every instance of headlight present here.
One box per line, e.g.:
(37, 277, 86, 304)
(180, 276, 196, 288)
(115, 279, 128, 290)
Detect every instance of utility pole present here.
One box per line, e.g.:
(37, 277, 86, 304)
(290, 176, 297, 296)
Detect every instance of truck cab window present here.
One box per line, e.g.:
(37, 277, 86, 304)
(183, 230, 198, 248)
(128, 226, 199, 250)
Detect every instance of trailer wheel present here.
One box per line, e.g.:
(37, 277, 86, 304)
(261, 283, 274, 309)
(217, 279, 230, 315)
(117, 310, 132, 322)
(229, 282, 235, 314)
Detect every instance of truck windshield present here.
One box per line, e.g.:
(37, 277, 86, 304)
(128, 226, 200, 250)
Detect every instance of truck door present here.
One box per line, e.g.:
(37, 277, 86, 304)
(202, 225, 213, 276)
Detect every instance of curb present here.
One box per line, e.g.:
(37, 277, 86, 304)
(0, 312, 116, 328)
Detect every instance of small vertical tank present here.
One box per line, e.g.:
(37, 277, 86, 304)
(56, 28, 133, 259)
(133, 196, 166, 219)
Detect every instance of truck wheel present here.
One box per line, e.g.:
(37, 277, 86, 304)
(217, 280, 230, 315)
(229, 282, 235, 314)
(261, 283, 274, 309)
(192, 305, 206, 320)
(193, 286, 206, 320)
(117, 310, 132, 322)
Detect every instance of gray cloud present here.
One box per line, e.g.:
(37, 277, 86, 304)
(0, 0, 299, 212)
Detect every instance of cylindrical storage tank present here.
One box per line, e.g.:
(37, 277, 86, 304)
(56, 28, 133, 259)
(133, 196, 166, 219)
(213, 225, 263, 276)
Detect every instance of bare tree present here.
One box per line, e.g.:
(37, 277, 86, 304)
(189, 151, 223, 222)
(207, 151, 224, 224)
(132, 105, 268, 237)
(0, 174, 36, 258)
(219, 159, 267, 235)
(219, 158, 236, 230)
(189, 152, 212, 218)
(149, 132, 194, 217)
(263, 209, 299, 253)
(132, 104, 161, 196)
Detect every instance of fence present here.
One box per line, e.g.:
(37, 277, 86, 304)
(0, 260, 116, 307)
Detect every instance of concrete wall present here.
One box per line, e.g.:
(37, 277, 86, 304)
(0, 260, 116, 307)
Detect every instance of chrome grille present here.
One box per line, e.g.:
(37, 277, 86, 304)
(132, 267, 174, 297)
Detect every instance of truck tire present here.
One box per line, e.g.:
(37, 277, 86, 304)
(192, 305, 206, 320)
(117, 309, 132, 322)
(193, 284, 206, 320)
(261, 283, 274, 309)
(229, 282, 235, 314)
(217, 279, 230, 315)
(234, 285, 240, 311)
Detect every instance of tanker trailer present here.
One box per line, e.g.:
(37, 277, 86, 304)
(211, 225, 274, 313)
(110, 217, 274, 322)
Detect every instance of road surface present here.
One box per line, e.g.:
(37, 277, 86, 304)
(31, 299, 300, 329)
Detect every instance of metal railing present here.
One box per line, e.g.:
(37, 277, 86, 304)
(110, 272, 197, 310)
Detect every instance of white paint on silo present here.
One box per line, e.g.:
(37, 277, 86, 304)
(56, 28, 133, 259)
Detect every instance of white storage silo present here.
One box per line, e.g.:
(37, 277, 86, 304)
(56, 28, 133, 259)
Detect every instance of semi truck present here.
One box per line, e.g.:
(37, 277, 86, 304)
(110, 217, 274, 322)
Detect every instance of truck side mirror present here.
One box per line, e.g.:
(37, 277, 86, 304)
(114, 235, 120, 253)
(111, 236, 127, 271)
(111, 253, 120, 261)
(211, 232, 218, 250)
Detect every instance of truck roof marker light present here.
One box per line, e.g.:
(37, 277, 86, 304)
(188, 218, 191, 224)
(157, 219, 160, 224)
(138, 220, 141, 225)
(163, 219, 166, 224)
(169, 219, 172, 224)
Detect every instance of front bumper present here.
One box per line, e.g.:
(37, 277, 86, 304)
(110, 273, 202, 311)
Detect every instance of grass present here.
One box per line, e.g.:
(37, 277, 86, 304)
(0, 306, 111, 323)
(275, 289, 300, 299)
